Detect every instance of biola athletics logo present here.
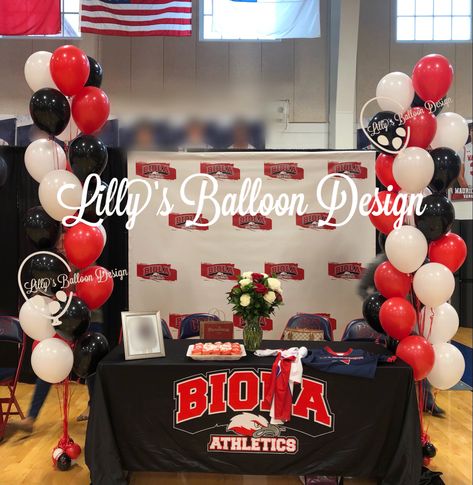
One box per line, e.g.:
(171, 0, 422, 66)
(173, 369, 335, 454)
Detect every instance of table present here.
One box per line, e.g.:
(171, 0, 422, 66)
(85, 340, 422, 485)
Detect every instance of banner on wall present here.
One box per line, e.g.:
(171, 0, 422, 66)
(451, 122, 473, 201)
(128, 151, 375, 339)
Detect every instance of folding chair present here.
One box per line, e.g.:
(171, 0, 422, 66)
(0, 316, 26, 440)
(283, 313, 333, 341)
(178, 313, 221, 339)
(341, 318, 387, 345)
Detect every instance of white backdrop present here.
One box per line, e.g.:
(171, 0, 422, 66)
(128, 151, 375, 339)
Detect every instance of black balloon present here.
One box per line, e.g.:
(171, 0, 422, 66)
(415, 194, 455, 242)
(85, 56, 103, 88)
(362, 292, 386, 333)
(73, 332, 110, 378)
(429, 147, 461, 193)
(367, 111, 406, 154)
(83, 179, 109, 223)
(56, 296, 90, 341)
(0, 155, 7, 187)
(24, 206, 61, 249)
(57, 453, 71, 471)
(69, 135, 108, 183)
(411, 92, 445, 116)
(29, 88, 70, 136)
(422, 442, 437, 459)
(23, 251, 69, 297)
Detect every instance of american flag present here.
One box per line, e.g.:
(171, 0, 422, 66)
(81, 0, 192, 37)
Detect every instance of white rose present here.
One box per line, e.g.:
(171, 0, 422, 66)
(264, 291, 276, 304)
(242, 271, 253, 278)
(267, 277, 281, 291)
(240, 294, 251, 307)
(239, 278, 252, 288)
(261, 273, 268, 278)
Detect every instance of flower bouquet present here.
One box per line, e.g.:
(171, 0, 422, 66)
(227, 272, 283, 351)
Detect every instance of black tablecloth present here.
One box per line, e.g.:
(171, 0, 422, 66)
(85, 340, 422, 485)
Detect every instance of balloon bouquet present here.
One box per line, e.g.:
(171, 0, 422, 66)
(20, 47, 113, 471)
(363, 54, 468, 466)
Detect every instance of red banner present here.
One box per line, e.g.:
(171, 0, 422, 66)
(0, 0, 60, 35)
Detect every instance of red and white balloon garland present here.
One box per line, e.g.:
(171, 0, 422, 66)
(21, 45, 113, 471)
(365, 53, 468, 465)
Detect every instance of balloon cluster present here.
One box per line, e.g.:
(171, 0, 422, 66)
(365, 54, 467, 390)
(20, 46, 113, 470)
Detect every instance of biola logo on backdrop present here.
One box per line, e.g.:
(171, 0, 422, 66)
(56, 171, 425, 232)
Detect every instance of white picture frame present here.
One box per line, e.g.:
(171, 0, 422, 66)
(121, 311, 165, 360)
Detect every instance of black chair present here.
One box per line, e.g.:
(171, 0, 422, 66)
(284, 313, 333, 341)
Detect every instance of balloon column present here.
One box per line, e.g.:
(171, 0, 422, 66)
(20, 46, 112, 471)
(365, 54, 467, 464)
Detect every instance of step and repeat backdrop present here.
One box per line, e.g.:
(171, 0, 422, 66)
(128, 151, 375, 339)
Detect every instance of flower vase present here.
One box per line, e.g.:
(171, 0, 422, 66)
(243, 316, 263, 352)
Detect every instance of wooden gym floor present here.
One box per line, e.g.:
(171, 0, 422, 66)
(1, 328, 471, 485)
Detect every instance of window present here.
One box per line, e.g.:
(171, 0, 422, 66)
(397, 0, 472, 41)
(201, 0, 320, 41)
(0, 0, 80, 38)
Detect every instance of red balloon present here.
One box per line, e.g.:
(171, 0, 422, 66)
(64, 223, 104, 269)
(71, 87, 110, 135)
(396, 335, 435, 381)
(368, 191, 399, 235)
(375, 154, 401, 191)
(412, 54, 453, 103)
(50, 45, 90, 97)
(65, 442, 82, 459)
(404, 107, 437, 149)
(374, 261, 412, 298)
(380, 297, 416, 340)
(76, 266, 114, 310)
(429, 232, 467, 273)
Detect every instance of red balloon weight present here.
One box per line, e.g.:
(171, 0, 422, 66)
(71, 87, 110, 135)
(396, 335, 435, 381)
(50, 45, 90, 97)
(380, 297, 416, 340)
(76, 266, 114, 310)
(65, 442, 82, 460)
(412, 54, 453, 103)
(64, 223, 104, 269)
(374, 261, 412, 298)
(368, 191, 399, 235)
(375, 154, 401, 191)
(404, 107, 437, 149)
(429, 232, 467, 273)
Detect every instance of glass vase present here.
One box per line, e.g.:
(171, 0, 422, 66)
(243, 316, 263, 352)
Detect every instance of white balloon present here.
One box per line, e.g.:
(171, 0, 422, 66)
(19, 295, 55, 341)
(427, 342, 465, 390)
(385, 225, 428, 273)
(38, 170, 83, 221)
(24, 51, 56, 92)
(413, 262, 455, 307)
(24, 138, 67, 183)
(393, 147, 434, 194)
(56, 116, 80, 143)
(376, 72, 415, 114)
(31, 338, 73, 384)
(431, 112, 469, 153)
(420, 303, 459, 344)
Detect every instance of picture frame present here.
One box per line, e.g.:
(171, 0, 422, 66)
(121, 311, 166, 360)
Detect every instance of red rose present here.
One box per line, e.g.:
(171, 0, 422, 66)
(254, 283, 267, 294)
(252, 272, 264, 281)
